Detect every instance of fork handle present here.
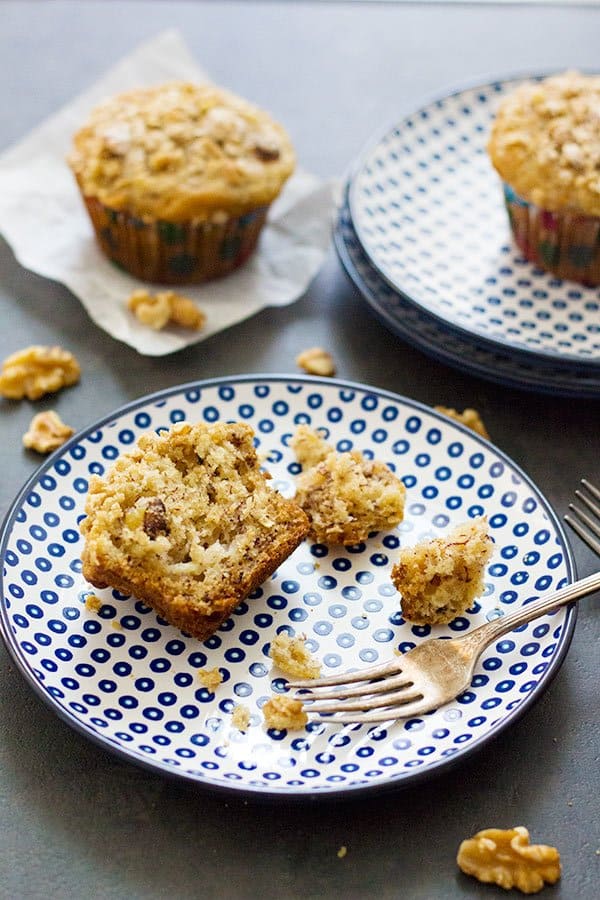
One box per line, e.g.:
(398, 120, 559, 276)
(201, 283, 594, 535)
(465, 570, 600, 652)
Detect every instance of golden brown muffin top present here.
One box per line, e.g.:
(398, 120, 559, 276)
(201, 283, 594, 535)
(68, 81, 295, 222)
(488, 71, 600, 215)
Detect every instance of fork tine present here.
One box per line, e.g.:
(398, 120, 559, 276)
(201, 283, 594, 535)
(310, 697, 435, 725)
(581, 478, 600, 502)
(564, 479, 600, 556)
(304, 686, 423, 714)
(294, 671, 413, 704)
(286, 657, 403, 689)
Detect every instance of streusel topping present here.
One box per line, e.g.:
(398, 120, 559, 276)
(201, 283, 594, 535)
(488, 71, 600, 214)
(69, 82, 295, 221)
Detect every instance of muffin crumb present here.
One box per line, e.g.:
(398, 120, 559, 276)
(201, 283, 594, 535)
(85, 594, 102, 613)
(337, 846, 348, 860)
(198, 667, 223, 691)
(269, 632, 321, 679)
(263, 695, 307, 731)
(231, 704, 251, 732)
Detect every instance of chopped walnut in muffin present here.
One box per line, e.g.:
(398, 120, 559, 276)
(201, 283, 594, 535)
(263, 695, 307, 731)
(435, 406, 490, 440)
(457, 826, 561, 894)
(269, 632, 321, 679)
(296, 347, 336, 377)
(22, 410, 74, 454)
(0, 346, 80, 401)
(128, 289, 206, 331)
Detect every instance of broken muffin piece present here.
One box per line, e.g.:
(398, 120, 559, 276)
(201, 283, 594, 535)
(391, 517, 494, 625)
(290, 425, 406, 545)
(80, 421, 309, 641)
(262, 694, 308, 731)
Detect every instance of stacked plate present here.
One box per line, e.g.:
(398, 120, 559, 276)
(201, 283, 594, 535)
(336, 76, 600, 398)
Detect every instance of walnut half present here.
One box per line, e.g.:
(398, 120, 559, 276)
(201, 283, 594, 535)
(457, 826, 561, 894)
(0, 346, 80, 401)
(128, 289, 206, 331)
(22, 410, 74, 454)
(296, 347, 336, 377)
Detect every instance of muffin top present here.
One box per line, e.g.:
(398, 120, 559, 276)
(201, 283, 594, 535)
(488, 71, 600, 215)
(68, 82, 295, 222)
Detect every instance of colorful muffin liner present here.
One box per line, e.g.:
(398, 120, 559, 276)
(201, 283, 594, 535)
(503, 183, 600, 287)
(82, 196, 269, 284)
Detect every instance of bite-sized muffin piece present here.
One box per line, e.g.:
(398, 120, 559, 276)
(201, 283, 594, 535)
(68, 81, 295, 283)
(269, 631, 321, 679)
(80, 421, 309, 641)
(290, 425, 406, 545)
(488, 71, 600, 285)
(391, 517, 493, 625)
(262, 695, 307, 731)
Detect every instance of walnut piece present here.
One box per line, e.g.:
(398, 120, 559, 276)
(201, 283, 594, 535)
(296, 347, 336, 377)
(143, 497, 169, 538)
(263, 695, 307, 731)
(22, 410, 75, 453)
(0, 346, 80, 401)
(127, 288, 206, 331)
(434, 406, 490, 440)
(457, 827, 561, 894)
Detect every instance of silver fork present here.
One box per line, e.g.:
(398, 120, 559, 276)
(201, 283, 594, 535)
(564, 479, 600, 556)
(287, 571, 600, 724)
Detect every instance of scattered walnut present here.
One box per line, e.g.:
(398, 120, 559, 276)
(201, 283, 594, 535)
(169, 293, 206, 330)
(0, 346, 80, 401)
(128, 289, 171, 330)
(296, 347, 336, 377)
(231, 704, 251, 732)
(434, 406, 490, 440)
(269, 631, 321, 679)
(457, 827, 561, 894)
(127, 288, 206, 331)
(263, 694, 307, 731)
(143, 497, 169, 538)
(198, 667, 223, 691)
(22, 410, 74, 453)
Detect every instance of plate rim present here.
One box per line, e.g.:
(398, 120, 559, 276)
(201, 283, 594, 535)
(347, 70, 600, 371)
(335, 185, 600, 400)
(0, 373, 578, 800)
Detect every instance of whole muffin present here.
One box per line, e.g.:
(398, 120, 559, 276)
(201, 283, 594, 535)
(488, 71, 600, 285)
(68, 82, 295, 283)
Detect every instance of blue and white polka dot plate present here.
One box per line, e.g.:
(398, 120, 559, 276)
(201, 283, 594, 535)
(0, 377, 576, 798)
(349, 76, 600, 370)
(335, 187, 600, 399)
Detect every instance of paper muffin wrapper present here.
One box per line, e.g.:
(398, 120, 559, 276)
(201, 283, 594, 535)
(503, 183, 600, 287)
(82, 196, 270, 285)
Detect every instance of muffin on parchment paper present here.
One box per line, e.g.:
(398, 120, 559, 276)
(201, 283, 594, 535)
(68, 81, 295, 283)
(488, 70, 600, 286)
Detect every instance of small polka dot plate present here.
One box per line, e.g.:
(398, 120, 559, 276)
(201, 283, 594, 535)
(0, 376, 576, 798)
(348, 76, 600, 370)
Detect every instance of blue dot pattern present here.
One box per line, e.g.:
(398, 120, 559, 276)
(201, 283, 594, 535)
(0, 377, 574, 795)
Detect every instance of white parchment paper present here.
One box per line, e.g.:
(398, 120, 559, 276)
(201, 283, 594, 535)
(0, 31, 336, 356)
